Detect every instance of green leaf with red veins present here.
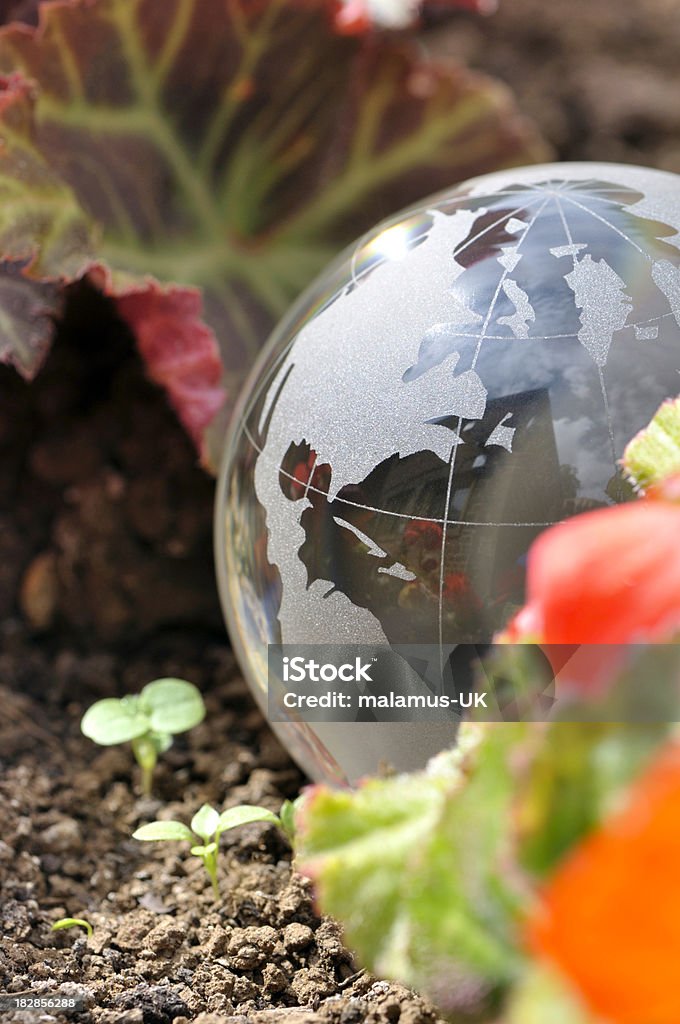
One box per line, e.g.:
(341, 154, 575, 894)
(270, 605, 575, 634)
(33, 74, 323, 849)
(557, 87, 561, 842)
(0, 258, 61, 377)
(0, 73, 93, 277)
(0, 72, 93, 375)
(0, 0, 547, 465)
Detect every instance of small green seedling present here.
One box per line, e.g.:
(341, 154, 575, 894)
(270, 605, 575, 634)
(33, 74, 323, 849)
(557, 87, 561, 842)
(52, 918, 93, 938)
(81, 678, 206, 795)
(279, 795, 304, 840)
(133, 803, 282, 898)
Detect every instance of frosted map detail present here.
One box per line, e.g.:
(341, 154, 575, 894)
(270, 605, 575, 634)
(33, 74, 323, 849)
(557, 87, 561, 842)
(217, 164, 680, 782)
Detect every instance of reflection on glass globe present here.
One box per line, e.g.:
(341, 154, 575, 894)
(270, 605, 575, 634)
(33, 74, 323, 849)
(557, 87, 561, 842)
(216, 162, 680, 784)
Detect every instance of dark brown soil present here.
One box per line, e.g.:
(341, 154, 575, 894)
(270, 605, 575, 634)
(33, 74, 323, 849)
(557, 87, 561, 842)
(440, 0, 680, 171)
(1, 661, 437, 1024)
(1, 1, 676, 1022)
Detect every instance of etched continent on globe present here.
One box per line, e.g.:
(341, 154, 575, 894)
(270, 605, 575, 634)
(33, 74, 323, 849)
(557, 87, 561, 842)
(216, 163, 680, 782)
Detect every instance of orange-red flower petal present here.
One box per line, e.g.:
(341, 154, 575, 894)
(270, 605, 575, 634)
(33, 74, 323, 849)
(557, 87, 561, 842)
(528, 743, 680, 1024)
(501, 502, 680, 645)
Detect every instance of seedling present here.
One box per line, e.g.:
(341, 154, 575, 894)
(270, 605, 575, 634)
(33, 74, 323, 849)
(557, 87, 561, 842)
(52, 918, 93, 938)
(81, 678, 206, 795)
(133, 803, 282, 898)
(279, 796, 304, 840)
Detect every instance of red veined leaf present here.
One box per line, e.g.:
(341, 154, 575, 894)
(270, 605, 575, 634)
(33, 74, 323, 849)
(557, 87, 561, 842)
(0, 0, 547, 464)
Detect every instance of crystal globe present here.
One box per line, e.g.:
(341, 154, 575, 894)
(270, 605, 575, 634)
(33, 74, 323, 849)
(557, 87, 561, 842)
(216, 162, 680, 784)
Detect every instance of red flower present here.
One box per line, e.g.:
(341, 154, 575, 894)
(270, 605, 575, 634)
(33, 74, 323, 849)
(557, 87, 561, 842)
(527, 743, 680, 1024)
(498, 499, 680, 645)
(331, 0, 372, 34)
(330, 0, 497, 35)
(403, 520, 443, 549)
(442, 572, 480, 611)
(647, 470, 680, 504)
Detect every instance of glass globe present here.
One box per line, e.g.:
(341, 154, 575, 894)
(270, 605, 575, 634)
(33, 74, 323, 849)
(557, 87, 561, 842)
(215, 162, 680, 784)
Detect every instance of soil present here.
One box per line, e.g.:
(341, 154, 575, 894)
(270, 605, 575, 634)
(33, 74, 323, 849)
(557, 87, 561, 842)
(1, 1, 675, 1022)
(440, 0, 680, 172)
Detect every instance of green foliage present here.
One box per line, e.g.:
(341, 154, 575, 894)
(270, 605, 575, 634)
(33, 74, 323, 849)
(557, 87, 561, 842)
(80, 678, 205, 795)
(132, 820, 195, 843)
(279, 796, 304, 840)
(133, 802, 282, 898)
(623, 396, 680, 490)
(51, 917, 93, 938)
(213, 805, 282, 835)
(295, 720, 672, 1016)
(0, 75, 87, 377)
(514, 722, 668, 877)
(503, 965, 601, 1024)
(296, 727, 530, 1015)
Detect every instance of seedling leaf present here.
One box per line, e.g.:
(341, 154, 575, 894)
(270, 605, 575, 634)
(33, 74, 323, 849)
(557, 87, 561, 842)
(141, 678, 206, 735)
(80, 698, 150, 745)
(191, 803, 220, 842)
(191, 841, 217, 857)
(132, 802, 289, 900)
(150, 731, 173, 755)
(279, 798, 300, 839)
(51, 917, 93, 938)
(216, 805, 281, 837)
(133, 821, 195, 842)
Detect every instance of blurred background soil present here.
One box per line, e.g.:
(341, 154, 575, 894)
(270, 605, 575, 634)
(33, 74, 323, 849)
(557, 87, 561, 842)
(442, 0, 680, 172)
(1, 0, 679, 1021)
